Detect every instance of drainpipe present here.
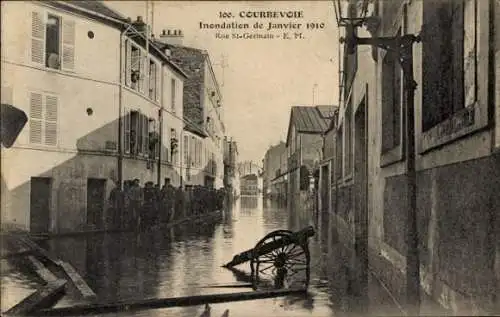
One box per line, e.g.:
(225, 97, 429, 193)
(117, 28, 127, 189)
(157, 108, 162, 185)
(179, 129, 183, 187)
(157, 61, 164, 186)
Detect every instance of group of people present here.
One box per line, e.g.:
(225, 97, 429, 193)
(107, 179, 226, 231)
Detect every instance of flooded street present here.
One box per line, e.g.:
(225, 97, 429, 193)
(6, 196, 403, 317)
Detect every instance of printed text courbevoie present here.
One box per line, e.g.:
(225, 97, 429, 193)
(238, 11, 304, 18)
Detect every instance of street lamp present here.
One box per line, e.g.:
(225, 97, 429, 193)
(332, 0, 421, 313)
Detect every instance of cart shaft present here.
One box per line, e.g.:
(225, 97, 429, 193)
(223, 226, 315, 268)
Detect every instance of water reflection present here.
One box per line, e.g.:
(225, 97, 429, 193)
(27, 195, 403, 317)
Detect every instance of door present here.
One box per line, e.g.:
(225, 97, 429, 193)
(30, 177, 52, 233)
(86, 178, 106, 229)
(353, 98, 369, 303)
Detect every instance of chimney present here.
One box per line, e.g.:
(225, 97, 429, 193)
(132, 16, 147, 35)
(157, 27, 184, 46)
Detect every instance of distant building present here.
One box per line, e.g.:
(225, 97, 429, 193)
(262, 141, 286, 199)
(237, 161, 262, 177)
(240, 174, 259, 196)
(223, 136, 239, 193)
(285, 105, 336, 210)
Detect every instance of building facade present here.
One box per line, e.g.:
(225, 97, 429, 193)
(285, 106, 336, 212)
(262, 141, 286, 199)
(240, 174, 259, 196)
(325, 0, 500, 314)
(1, 1, 186, 233)
(154, 34, 225, 189)
(223, 136, 239, 193)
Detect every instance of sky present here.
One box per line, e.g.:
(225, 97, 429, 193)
(107, 1, 340, 163)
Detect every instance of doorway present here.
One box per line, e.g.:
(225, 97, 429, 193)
(30, 177, 52, 233)
(353, 96, 369, 303)
(86, 178, 106, 229)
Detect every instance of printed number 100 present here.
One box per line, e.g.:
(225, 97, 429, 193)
(306, 23, 325, 29)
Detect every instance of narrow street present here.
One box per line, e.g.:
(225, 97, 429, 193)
(0, 196, 404, 317)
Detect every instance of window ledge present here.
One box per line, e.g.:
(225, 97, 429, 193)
(380, 144, 404, 167)
(418, 102, 488, 154)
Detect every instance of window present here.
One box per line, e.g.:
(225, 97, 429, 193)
(344, 103, 353, 177)
(148, 119, 158, 159)
(29, 92, 58, 146)
(31, 11, 75, 70)
(171, 79, 176, 113)
(422, 0, 475, 131)
(183, 135, 189, 166)
(148, 59, 158, 101)
(128, 44, 145, 92)
(167, 128, 172, 163)
(381, 44, 402, 153)
(190, 136, 195, 166)
(172, 129, 178, 165)
(124, 110, 150, 156)
(196, 139, 201, 167)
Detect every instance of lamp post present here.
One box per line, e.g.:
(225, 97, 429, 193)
(333, 0, 421, 313)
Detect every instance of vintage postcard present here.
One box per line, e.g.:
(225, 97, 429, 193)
(1, 0, 499, 316)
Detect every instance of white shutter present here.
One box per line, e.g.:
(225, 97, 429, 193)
(463, 0, 476, 107)
(31, 11, 45, 65)
(62, 19, 75, 71)
(140, 53, 147, 93)
(29, 92, 43, 144)
(143, 115, 149, 156)
(125, 41, 131, 86)
(130, 45, 140, 89)
(156, 63, 161, 102)
(44, 95, 58, 146)
(124, 109, 130, 153)
(164, 126, 169, 162)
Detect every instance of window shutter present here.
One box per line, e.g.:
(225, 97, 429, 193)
(125, 41, 131, 86)
(62, 19, 75, 70)
(124, 109, 130, 153)
(44, 95, 58, 145)
(165, 127, 170, 162)
(156, 63, 161, 102)
(31, 11, 45, 65)
(143, 115, 148, 155)
(191, 136, 195, 166)
(139, 52, 146, 93)
(184, 135, 189, 165)
(29, 92, 43, 144)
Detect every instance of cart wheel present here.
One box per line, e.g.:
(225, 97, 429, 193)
(250, 230, 310, 290)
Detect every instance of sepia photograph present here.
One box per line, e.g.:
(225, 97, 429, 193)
(1, 0, 499, 316)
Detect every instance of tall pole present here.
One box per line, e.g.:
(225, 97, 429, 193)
(402, 40, 420, 315)
(312, 83, 318, 106)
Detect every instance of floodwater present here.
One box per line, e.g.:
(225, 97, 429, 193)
(2, 196, 405, 317)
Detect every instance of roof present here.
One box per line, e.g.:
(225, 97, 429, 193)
(43, 2, 187, 79)
(159, 44, 208, 134)
(292, 106, 336, 133)
(285, 105, 337, 146)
